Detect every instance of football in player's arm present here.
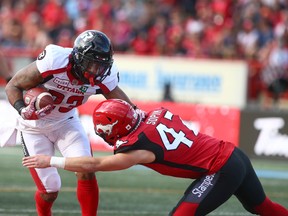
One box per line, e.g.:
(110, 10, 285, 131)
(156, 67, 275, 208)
(23, 99, 288, 216)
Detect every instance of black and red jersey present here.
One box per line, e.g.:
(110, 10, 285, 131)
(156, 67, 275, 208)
(114, 107, 235, 179)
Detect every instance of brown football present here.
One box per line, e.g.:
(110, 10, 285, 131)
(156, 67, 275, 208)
(24, 87, 54, 110)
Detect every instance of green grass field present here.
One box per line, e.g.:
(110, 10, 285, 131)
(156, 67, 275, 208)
(0, 146, 287, 216)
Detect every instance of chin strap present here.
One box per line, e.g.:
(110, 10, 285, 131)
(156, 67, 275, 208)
(84, 72, 95, 86)
(67, 54, 73, 73)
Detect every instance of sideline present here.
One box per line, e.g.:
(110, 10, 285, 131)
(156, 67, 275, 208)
(256, 170, 288, 180)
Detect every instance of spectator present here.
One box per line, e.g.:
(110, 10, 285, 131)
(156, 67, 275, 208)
(1, 0, 288, 104)
(41, 0, 69, 41)
(22, 12, 52, 53)
(259, 32, 288, 106)
(162, 82, 174, 102)
(257, 18, 274, 48)
(237, 18, 259, 58)
(0, 50, 12, 84)
(0, 18, 26, 48)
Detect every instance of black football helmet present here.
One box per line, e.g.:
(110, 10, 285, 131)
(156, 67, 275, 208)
(72, 30, 114, 86)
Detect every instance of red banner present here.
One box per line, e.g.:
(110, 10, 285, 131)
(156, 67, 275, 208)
(78, 98, 240, 151)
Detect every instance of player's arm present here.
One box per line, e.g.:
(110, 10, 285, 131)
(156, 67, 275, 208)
(22, 150, 156, 173)
(103, 86, 136, 108)
(104, 85, 146, 118)
(5, 61, 43, 108)
(5, 62, 52, 120)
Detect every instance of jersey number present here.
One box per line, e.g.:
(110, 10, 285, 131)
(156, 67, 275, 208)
(49, 90, 84, 113)
(156, 111, 193, 150)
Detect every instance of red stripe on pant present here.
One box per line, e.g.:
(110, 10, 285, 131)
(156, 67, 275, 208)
(30, 168, 56, 216)
(173, 202, 199, 216)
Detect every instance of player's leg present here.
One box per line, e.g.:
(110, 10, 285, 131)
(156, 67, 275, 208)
(55, 117, 98, 216)
(169, 174, 222, 216)
(169, 149, 247, 216)
(20, 132, 61, 216)
(75, 172, 98, 216)
(233, 148, 288, 216)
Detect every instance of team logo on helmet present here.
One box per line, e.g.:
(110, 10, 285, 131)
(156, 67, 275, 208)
(96, 120, 118, 135)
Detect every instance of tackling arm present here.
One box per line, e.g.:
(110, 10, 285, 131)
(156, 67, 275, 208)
(104, 85, 147, 119)
(22, 150, 156, 173)
(103, 86, 136, 108)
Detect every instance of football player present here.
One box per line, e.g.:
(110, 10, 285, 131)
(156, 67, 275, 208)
(22, 99, 288, 216)
(6, 30, 141, 216)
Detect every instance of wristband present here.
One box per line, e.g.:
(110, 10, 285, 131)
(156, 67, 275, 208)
(50, 156, 66, 169)
(13, 99, 26, 115)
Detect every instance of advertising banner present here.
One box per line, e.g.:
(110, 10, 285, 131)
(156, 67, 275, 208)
(239, 109, 288, 159)
(114, 55, 248, 108)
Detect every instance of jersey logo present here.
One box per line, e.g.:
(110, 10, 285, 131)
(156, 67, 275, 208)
(185, 173, 219, 203)
(54, 77, 69, 86)
(115, 140, 128, 148)
(79, 86, 88, 93)
(37, 50, 46, 60)
(96, 120, 118, 135)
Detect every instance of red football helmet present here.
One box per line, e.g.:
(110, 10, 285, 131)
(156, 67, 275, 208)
(93, 99, 139, 145)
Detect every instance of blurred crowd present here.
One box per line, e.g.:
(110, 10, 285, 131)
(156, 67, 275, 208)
(0, 0, 288, 105)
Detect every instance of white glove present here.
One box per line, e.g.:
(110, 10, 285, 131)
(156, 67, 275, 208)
(135, 108, 147, 120)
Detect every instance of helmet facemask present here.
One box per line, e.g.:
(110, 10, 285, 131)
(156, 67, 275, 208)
(75, 51, 113, 86)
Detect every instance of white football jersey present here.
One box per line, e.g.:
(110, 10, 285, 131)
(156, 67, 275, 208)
(17, 44, 119, 132)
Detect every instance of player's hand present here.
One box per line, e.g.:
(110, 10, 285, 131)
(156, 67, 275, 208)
(135, 108, 147, 120)
(21, 97, 53, 120)
(22, 155, 51, 168)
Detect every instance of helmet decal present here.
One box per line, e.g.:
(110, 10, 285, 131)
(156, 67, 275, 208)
(96, 120, 118, 136)
(125, 125, 132, 131)
(79, 31, 94, 43)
